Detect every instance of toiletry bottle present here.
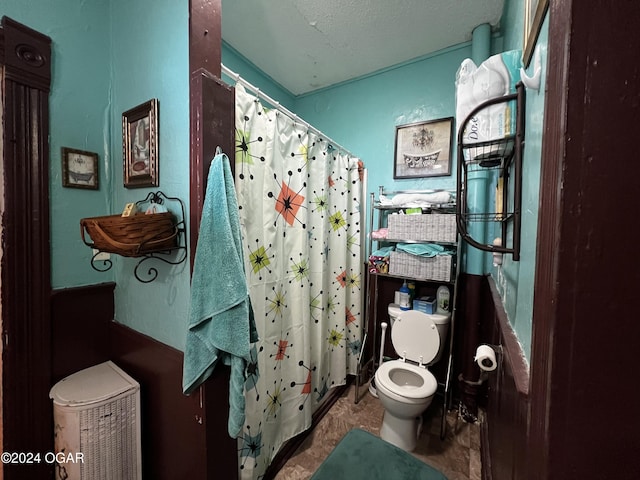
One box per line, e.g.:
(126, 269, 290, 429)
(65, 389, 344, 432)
(407, 281, 416, 306)
(399, 281, 411, 310)
(436, 285, 450, 313)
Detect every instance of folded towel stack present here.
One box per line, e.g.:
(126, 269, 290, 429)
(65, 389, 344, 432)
(379, 191, 453, 207)
(396, 243, 454, 258)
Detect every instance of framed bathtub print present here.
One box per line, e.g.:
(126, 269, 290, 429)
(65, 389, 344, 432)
(393, 117, 453, 179)
(523, 0, 549, 67)
(123, 98, 159, 188)
(61, 147, 99, 189)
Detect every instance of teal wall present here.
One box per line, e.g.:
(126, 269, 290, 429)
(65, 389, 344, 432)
(292, 23, 546, 361)
(2, 0, 113, 288)
(222, 44, 475, 292)
(109, 0, 190, 349)
(488, 0, 548, 361)
(291, 3, 547, 362)
(2, 0, 191, 350)
(294, 45, 469, 195)
(3, 1, 546, 358)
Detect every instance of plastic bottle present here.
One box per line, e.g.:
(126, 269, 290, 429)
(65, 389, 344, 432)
(399, 281, 411, 310)
(407, 281, 416, 306)
(436, 285, 450, 313)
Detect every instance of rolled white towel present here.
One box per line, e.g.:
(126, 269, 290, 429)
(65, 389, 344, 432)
(390, 191, 452, 206)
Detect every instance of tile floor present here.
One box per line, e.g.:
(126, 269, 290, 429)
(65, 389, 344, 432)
(275, 382, 482, 480)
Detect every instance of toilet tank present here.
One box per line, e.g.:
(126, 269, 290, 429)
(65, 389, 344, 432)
(388, 304, 450, 365)
(428, 312, 451, 364)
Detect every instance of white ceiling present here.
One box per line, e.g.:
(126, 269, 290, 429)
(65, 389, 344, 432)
(222, 0, 505, 96)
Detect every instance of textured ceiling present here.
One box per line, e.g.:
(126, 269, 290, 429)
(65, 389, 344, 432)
(222, 0, 505, 95)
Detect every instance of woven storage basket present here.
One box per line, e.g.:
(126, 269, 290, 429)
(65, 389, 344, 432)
(81, 212, 178, 257)
(389, 251, 454, 282)
(387, 214, 457, 243)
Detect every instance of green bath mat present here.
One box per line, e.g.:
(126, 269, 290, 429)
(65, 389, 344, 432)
(310, 428, 447, 480)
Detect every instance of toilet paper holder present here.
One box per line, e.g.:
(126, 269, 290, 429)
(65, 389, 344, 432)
(459, 343, 503, 386)
(475, 343, 501, 372)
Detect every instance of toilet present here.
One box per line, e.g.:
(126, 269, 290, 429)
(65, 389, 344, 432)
(374, 304, 451, 451)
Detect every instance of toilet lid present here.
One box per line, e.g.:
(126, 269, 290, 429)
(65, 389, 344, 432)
(391, 310, 440, 364)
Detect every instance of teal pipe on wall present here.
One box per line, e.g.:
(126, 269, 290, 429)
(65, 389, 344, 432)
(471, 23, 491, 65)
(463, 23, 492, 275)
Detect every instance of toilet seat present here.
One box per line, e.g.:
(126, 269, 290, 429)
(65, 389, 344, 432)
(391, 310, 440, 365)
(375, 360, 437, 400)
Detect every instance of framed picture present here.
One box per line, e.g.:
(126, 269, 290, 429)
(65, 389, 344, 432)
(393, 117, 453, 179)
(523, 0, 549, 68)
(122, 98, 159, 188)
(61, 147, 99, 189)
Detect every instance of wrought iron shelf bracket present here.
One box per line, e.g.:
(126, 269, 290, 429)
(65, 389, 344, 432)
(455, 82, 526, 260)
(87, 191, 188, 283)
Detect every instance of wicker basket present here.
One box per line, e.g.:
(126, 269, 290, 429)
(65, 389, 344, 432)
(389, 251, 454, 282)
(387, 213, 457, 243)
(80, 212, 178, 257)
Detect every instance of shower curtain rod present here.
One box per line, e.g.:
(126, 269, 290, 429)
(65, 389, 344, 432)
(221, 63, 356, 157)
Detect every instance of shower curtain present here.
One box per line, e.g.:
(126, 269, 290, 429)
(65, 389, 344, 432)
(234, 85, 364, 479)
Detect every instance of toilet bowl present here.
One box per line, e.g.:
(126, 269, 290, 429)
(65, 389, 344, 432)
(374, 308, 450, 452)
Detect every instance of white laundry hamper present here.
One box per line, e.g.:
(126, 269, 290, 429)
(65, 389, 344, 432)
(49, 361, 142, 480)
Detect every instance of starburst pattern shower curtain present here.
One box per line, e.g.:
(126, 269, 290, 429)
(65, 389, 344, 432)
(233, 85, 363, 479)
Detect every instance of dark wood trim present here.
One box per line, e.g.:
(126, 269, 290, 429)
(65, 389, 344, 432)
(189, 0, 222, 80)
(51, 283, 115, 382)
(480, 276, 529, 480)
(201, 371, 237, 480)
(108, 321, 225, 480)
(528, 0, 584, 476)
(188, 6, 239, 479)
(529, 1, 640, 479)
(1, 16, 52, 479)
(527, 0, 568, 472)
(457, 274, 483, 419)
(189, 70, 235, 268)
(189, 0, 234, 269)
(480, 420, 493, 480)
(1, 16, 51, 91)
(486, 278, 529, 396)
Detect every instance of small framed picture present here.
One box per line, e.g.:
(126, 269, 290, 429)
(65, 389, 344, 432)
(523, 0, 549, 67)
(122, 98, 159, 188)
(61, 147, 99, 189)
(393, 117, 453, 179)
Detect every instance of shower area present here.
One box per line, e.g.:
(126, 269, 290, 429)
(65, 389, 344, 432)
(222, 67, 366, 479)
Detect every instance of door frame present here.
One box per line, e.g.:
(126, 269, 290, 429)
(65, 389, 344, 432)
(0, 17, 53, 479)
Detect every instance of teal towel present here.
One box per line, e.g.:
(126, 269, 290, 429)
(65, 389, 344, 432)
(371, 245, 395, 257)
(397, 243, 453, 257)
(182, 153, 258, 439)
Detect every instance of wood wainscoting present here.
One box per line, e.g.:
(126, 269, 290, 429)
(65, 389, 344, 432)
(51, 283, 114, 382)
(51, 283, 237, 480)
(479, 276, 530, 480)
